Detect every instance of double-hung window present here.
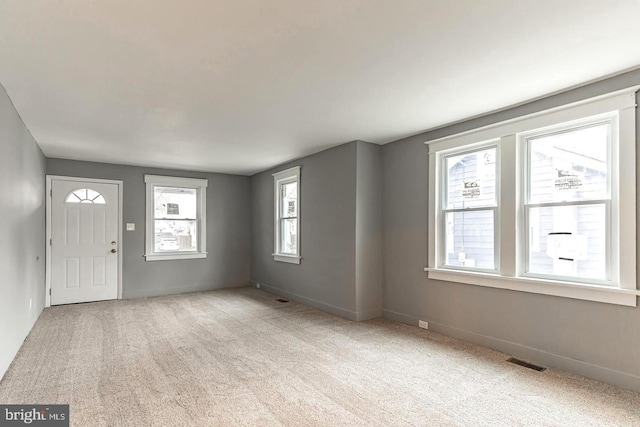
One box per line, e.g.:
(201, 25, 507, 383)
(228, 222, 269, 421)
(427, 87, 638, 306)
(442, 145, 498, 271)
(273, 166, 301, 264)
(145, 175, 207, 261)
(524, 120, 612, 283)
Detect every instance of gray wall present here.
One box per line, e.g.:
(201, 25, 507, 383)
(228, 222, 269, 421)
(251, 140, 383, 320)
(382, 68, 640, 392)
(251, 142, 359, 318)
(47, 159, 251, 298)
(0, 84, 46, 380)
(355, 141, 383, 320)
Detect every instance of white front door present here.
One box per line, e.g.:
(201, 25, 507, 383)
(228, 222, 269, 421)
(50, 179, 119, 305)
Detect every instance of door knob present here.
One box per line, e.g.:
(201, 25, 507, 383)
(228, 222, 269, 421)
(111, 249, 117, 253)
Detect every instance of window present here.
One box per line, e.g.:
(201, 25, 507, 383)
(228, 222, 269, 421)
(524, 121, 611, 283)
(427, 87, 638, 306)
(65, 188, 106, 204)
(145, 175, 207, 261)
(443, 146, 498, 271)
(273, 166, 301, 264)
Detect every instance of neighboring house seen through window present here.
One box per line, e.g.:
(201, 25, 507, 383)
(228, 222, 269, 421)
(145, 175, 207, 261)
(426, 87, 638, 306)
(443, 146, 498, 271)
(524, 121, 611, 283)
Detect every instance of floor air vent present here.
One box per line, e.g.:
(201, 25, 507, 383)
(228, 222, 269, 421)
(507, 357, 546, 372)
(275, 298, 290, 303)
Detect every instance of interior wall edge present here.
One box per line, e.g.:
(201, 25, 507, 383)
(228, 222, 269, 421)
(254, 281, 359, 321)
(355, 308, 383, 322)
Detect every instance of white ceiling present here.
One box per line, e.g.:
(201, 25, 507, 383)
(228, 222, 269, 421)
(1, 1, 639, 175)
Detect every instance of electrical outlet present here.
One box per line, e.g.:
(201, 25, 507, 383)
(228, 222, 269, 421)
(256, 283, 261, 289)
(418, 320, 429, 330)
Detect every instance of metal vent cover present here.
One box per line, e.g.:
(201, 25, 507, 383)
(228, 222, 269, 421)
(507, 357, 546, 372)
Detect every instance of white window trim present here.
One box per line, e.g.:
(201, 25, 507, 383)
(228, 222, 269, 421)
(426, 86, 639, 306)
(273, 166, 301, 264)
(144, 175, 208, 261)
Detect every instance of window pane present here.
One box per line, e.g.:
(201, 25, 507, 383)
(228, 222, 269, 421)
(528, 123, 609, 204)
(64, 188, 106, 204)
(528, 204, 606, 280)
(155, 220, 197, 252)
(154, 186, 197, 219)
(86, 189, 100, 201)
(446, 147, 496, 209)
(280, 182, 298, 217)
(444, 210, 494, 269)
(280, 218, 297, 254)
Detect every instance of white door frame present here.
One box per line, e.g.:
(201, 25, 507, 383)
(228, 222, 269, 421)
(46, 175, 124, 307)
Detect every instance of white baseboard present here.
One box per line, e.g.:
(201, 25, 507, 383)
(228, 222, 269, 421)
(429, 321, 640, 393)
(255, 281, 361, 321)
(382, 308, 419, 325)
(124, 282, 249, 299)
(382, 308, 640, 393)
(356, 307, 382, 321)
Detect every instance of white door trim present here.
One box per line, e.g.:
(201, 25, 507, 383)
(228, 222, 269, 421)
(46, 175, 124, 307)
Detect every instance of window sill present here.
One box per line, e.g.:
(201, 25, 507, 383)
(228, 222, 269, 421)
(145, 252, 207, 261)
(424, 268, 638, 307)
(273, 254, 301, 264)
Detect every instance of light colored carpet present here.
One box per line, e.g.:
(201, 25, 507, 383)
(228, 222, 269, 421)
(1, 287, 638, 426)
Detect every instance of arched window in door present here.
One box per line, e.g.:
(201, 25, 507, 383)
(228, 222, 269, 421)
(64, 188, 106, 204)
